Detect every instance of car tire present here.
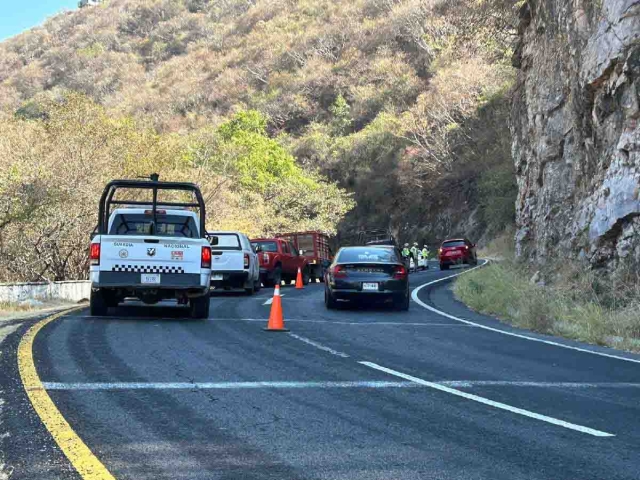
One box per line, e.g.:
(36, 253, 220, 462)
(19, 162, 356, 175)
(394, 292, 410, 311)
(440, 264, 449, 271)
(324, 288, 337, 309)
(190, 292, 210, 319)
(90, 289, 108, 317)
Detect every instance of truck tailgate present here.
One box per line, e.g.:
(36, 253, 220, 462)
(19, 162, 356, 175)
(101, 236, 203, 274)
(211, 250, 244, 271)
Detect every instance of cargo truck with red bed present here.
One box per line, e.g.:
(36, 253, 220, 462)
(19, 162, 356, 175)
(275, 231, 332, 282)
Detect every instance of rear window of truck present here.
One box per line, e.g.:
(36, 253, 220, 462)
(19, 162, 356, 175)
(209, 233, 242, 250)
(252, 241, 278, 252)
(442, 240, 466, 248)
(109, 214, 198, 238)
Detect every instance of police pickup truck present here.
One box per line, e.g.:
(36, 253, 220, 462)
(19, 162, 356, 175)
(89, 177, 212, 318)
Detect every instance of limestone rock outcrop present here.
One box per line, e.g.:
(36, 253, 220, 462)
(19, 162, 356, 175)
(512, 0, 640, 269)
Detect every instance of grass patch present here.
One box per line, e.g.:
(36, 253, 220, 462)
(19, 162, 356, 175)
(454, 260, 640, 352)
(0, 301, 36, 313)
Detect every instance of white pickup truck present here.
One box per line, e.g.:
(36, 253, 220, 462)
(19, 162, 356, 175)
(89, 178, 212, 318)
(208, 231, 260, 294)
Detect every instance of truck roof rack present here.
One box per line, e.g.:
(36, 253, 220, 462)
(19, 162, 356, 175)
(97, 174, 206, 238)
(357, 228, 396, 246)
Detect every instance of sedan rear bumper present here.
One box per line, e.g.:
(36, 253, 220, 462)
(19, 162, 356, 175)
(331, 290, 406, 302)
(439, 254, 471, 266)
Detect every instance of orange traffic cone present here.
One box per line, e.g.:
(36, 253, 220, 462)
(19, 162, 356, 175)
(264, 285, 289, 332)
(295, 267, 304, 289)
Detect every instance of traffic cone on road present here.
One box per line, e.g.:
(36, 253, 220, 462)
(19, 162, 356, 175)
(264, 285, 289, 332)
(295, 267, 304, 289)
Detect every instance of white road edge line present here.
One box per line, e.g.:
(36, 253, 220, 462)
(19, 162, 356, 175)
(288, 332, 350, 358)
(359, 361, 615, 438)
(412, 261, 640, 365)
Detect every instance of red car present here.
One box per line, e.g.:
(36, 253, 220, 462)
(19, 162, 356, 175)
(438, 238, 478, 270)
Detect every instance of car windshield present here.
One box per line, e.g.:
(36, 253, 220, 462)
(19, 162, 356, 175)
(442, 240, 466, 248)
(337, 247, 399, 263)
(252, 241, 278, 252)
(210, 233, 241, 250)
(109, 213, 197, 238)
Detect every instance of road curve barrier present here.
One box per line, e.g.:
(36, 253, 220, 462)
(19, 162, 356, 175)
(0, 280, 90, 304)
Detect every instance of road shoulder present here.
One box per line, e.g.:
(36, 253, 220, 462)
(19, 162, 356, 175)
(414, 269, 640, 363)
(0, 311, 81, 480)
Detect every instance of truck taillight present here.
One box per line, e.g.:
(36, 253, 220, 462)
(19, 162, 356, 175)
(201, 246, 212, 268)
(90, 242, 100, 266)
(244, 253, 250, 268)
(263, 253, 269, 263)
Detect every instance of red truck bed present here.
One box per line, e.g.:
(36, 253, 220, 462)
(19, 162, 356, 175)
(276, 231, 332, 281)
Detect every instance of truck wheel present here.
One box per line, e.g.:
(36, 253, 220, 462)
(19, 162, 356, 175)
(190, 292, 210, 319)
(90, 289, 108, 317)
(273, 266, 282, 287)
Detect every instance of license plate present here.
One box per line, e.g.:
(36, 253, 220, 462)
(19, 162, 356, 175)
(446, 251, 458, 256)
(141, 273, 160, 284)
(362, 282, 378, 291)
(212, 274, 223, 281)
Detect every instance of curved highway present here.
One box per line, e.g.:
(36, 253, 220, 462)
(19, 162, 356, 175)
(3, 264, 640, 479)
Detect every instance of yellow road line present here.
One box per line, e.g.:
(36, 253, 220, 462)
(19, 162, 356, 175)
(17, 308, 116, 480)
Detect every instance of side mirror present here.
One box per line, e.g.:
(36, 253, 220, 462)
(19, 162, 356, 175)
(255, 245, 262, 253)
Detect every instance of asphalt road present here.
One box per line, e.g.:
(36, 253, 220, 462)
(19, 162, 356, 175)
(3, 264, 640, 479)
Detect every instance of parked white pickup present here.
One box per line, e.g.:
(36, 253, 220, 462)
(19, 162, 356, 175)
(208, 231, 261, 294)
(90, 207, 212, 318)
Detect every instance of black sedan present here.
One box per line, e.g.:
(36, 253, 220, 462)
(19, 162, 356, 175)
(324, 246, 410, 310)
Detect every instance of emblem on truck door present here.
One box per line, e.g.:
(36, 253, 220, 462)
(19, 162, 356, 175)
(119, 249, 129, 259)
(147, 248, 156, 257)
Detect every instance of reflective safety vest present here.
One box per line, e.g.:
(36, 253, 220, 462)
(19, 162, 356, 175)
(421, 248, 429, 258)
(402, 248, 410, 257)
(410, 247, 419, 257)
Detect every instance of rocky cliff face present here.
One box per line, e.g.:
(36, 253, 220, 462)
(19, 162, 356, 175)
(512, 0, 640, 269)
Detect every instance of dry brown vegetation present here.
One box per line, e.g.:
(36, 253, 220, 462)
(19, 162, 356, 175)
(455, 230, 640, 352)
(0, 0, 521, 281)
